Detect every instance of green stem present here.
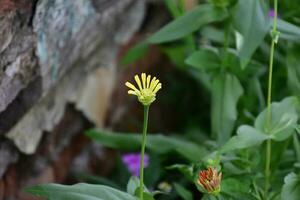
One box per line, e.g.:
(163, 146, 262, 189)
(139, 105, 149, 200)
(264, 0, 278, 199)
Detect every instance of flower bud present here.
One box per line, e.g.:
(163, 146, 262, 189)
(197, 167, 222, 195)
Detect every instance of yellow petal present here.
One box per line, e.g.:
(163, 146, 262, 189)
(128, 90, 138, 96)
(150, 79, 159, 91)
(134, 75, 143, 90)
(141, 73, 146, 89)
(149, 77, 157, 90)
(125, 82, 139, 92)
(146, 75, 151, 88)
(153, 83, 162, 93)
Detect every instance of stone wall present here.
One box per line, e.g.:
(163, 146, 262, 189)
(0, 0, 146, 199)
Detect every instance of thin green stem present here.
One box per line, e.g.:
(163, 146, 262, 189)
(264, 139, 272, 199)
(139, 105, 149, 200)
(264, 0, 278, 199)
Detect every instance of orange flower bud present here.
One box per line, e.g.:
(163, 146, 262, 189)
(197, 167, 222, 195)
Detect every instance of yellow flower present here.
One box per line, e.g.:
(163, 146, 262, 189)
(125, 73, 162, 106)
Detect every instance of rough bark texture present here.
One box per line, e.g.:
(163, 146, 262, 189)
(0, 0, 146, 199)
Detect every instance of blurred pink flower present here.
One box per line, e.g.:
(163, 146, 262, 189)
(122, 153, 149, 177)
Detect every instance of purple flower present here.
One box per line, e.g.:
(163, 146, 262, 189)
(122, 153, 149, 177)
(269, 10, 279, 18)
(269, 10, 275, 18)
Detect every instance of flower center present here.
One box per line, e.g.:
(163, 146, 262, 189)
(138, 89, 156, 105)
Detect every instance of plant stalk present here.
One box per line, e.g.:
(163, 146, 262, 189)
(264, 0, 278, 199)
(139, 105, 149, 200)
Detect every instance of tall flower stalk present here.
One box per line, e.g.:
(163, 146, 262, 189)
(125, 73, 162, 200)
(139, 105, 149, 199)
(265, 0, 279, 199)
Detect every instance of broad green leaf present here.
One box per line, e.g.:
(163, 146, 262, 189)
(220, 125, 270, 153)
(147, 4, 227, 44)
(185, 49, 220, 71)
(74, 172, 121, 189)
(127, 177, 156, 200)
(276, 19, 300, 42)
(211, 73, 244, 145)
(174, 183, 193, 200)
(25, 183, 136, 200)
(278, 20, 300, 34)
(127, 177, 140, 196)
(121, 42, 149, 65)
(86, 130, 207, 162)
(201, 26, 227, 44)
(254, 97, 299, 141)
(140, 192, 155, 200)
(281, 173, 300, 200)
(234, 0, 270, 68)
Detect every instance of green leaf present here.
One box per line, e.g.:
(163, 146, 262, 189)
(121, 42, 149, 65)
(140, 192, 155, 200)
(255, 97, 299, 141)
(147, 4, 227, 44)
(185, 49, 221, 71)
(234, 0, 270, 68)
(281, 173, 300, 200)
(127, 177, 140, 196)
(167, 164, 194, 181)
(287, 46, 300, 94)
(201, 26, 227, 44)
(221, 178, 250, 195)
(86, 130, 207, 162)
(74, 172, 121, 189)
(220, 125, 270, 153)
(211, 73, 244, 145)
(277, 19, 300, 41)
(174, 183, 193, 200)
(25, 183, 136, 200)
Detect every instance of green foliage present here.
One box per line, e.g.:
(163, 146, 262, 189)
(255, 97, 299, 141)
(234, 0, 270, 68)
(127, 177, 141, 196)
(281, 172, 300, 200)
(220, 125, 270, 153)
(25, 183, 136, 200)
(278, 19, 300, 42)
(86, 129, 207, 162)
(174, 183, 193, 200)
(221, 97, 300, 153)
(211, 73, 244, 144)
(287, 46, 300, 95)
(185, 49, 220, 72)
(147, 4, 228, 44)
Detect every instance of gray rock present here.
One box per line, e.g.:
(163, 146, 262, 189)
(0, 0, 145, 154)
(0, 139, 18, 178)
